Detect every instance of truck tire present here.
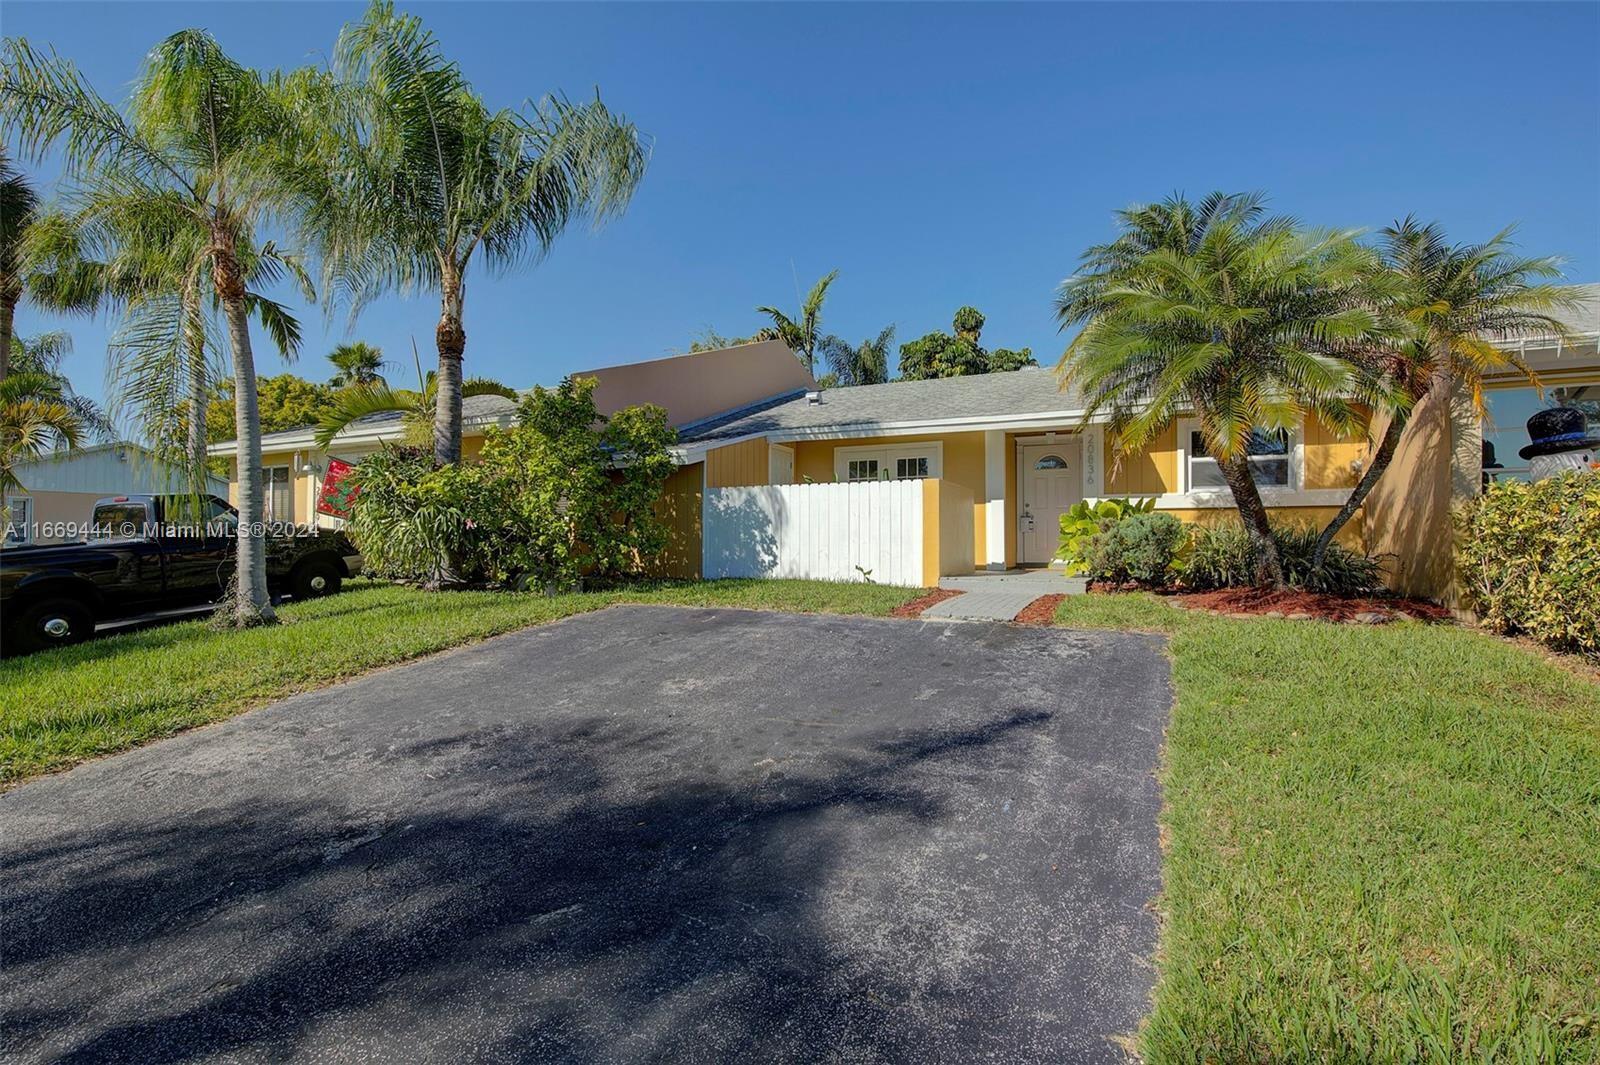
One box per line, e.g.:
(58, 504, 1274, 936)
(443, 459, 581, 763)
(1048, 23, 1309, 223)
(8, 597, 95, 655)
(289, 557, 343, 600)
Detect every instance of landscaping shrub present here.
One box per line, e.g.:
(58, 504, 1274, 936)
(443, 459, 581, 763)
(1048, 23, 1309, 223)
(346, 377, 677, 589)
(1459, 472, 1600, 659)
(1056, 496, 1156, 575)
(1185, 522, 1382, 595)
(1082, 511, 1188, 586)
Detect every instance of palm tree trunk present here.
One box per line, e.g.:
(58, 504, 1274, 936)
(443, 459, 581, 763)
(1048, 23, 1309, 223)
(1313, 414, 1404, 572)
(214, 239, 275, 626)
(0, 291, 15, 382)
(1220, 453, 1285, 588)
(433, 270, 465, 466)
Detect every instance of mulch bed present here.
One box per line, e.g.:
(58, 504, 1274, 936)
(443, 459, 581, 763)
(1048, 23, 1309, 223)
(1169, 586, 1454, 624)
(1014, 594, 1068, 625)
(892, 587, 964, 618)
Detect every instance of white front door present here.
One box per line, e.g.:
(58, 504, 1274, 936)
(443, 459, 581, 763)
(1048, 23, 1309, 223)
(769, 444, 794, 484)
(1018, 440, 1082, 565)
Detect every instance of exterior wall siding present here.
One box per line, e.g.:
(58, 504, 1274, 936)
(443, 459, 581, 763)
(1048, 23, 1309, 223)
(651, 461, 704, 579)
(704, 438, 770, 488)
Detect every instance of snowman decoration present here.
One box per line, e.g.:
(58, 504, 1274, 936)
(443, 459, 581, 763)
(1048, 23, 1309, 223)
(1520, 406, 1600, 481)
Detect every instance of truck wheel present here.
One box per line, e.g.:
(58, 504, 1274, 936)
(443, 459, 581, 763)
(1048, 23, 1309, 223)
(9, 598, 94, 655)
(290, 558, 343, 600)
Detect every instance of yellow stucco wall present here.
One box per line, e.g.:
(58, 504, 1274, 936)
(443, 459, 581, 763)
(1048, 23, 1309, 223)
(1161, 505, 1364, 548)
(1106, 425, 1181, 495)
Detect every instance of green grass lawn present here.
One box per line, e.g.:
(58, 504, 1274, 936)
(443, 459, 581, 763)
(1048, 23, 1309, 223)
(0, 578, 917, 784)
(1052, 594, 1600, 1064)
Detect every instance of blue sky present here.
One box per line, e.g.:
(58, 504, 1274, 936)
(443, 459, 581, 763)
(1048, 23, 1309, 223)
(9, 1, 1599, 409)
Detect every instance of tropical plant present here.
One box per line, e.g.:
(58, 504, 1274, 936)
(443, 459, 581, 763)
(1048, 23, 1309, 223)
(1459, 472, 1598, 660)
(344, 376, 675, 588)
(1081, 510, 1188, 586)
(1309, 218, 1583, 570)
(897, 305, 1037, 381)
(1056, 496, 1155, 575)
(207, 374, 338, 441)
(327, 341, 387, 387)
(1, 370, 85, 495)
(1056, 192, 1399, 587)
(313, 367, 516, 450)
(296, 0, 648, 466)
(1184, 521, 1382, 596)
(685, 326, 776, 353)
(818, 324, 894, 387)
(3, 30, 314, 624)
(757, 269, 838, 376)
(7, 331, 112, 439)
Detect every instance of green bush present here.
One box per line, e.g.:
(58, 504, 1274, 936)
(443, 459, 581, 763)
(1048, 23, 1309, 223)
(1057, 497, 1156, 575)
(1459, 473, 1599, 659)
(1082, 510, 1188, 585)
(1184, 522, 1382, 596)
(347, 377, 677, 589)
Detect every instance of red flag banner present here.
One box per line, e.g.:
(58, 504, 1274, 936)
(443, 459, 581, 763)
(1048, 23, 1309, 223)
(317, 457, 360, 518)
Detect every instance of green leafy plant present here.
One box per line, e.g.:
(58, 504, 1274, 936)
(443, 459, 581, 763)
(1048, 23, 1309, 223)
(1082, 511, 1188, 586)
(1459, 473, 1599, 659)
(1185, 521, 1382, 596)
(897, 305, 1037, 381)
(345, 377, 676, 590)
(1056, 496, 1155, 575)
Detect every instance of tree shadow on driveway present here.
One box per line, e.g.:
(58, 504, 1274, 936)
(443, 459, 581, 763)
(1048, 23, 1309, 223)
(2, 608, 1167, 1064)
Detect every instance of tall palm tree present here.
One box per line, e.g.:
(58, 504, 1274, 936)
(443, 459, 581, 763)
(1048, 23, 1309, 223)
(328, 341, 387, 387)
(1, 370, 84, 497)
(4, 31, 311, 625)
(1057, 193, 1397, 587)
(296, 0, 648, 466)
(1309, 218, 1581, 569)
(819, 324, 894, 387)
(758, 269, 837, 376)
(0, 150, 105, 382)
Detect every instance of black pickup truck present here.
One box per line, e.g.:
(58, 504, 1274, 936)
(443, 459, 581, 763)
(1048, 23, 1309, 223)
(2, 494, 362, 654)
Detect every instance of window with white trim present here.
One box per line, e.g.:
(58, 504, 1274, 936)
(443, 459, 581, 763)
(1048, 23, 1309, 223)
(835, 442, 942, 482)
(1179, 420, 1296, 492)
(4, 496, 31, 545)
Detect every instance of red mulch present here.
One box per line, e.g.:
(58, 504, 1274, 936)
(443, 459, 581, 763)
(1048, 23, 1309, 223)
(1170, 586, 1453, 623)
(1014, 594, 1068, 625)
(892, 587, 964, 618)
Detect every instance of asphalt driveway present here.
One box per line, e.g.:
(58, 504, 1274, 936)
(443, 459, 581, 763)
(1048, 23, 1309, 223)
(1, 606, 1170, 1064)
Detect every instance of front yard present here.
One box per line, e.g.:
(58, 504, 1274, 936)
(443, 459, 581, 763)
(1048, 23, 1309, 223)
(3, 579, 1596, 1061)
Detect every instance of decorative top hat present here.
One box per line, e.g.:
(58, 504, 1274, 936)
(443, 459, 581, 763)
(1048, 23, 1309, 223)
(1519, 406, 1600, 460)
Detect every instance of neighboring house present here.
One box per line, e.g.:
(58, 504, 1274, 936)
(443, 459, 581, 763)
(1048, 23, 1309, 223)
(4, 443, 230, 546)
(206, 340, 815, 528)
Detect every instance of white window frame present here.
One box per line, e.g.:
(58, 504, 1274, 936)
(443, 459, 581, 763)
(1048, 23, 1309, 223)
(833, 441, 944, 483)
(5, 495, 32, 545)
(1175, 417, 1303, 495)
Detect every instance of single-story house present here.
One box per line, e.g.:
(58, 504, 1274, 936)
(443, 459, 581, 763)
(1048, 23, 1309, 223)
(4, 443, 230, 546)
(209, 285, 1598, 600)
(207, 339, 816, 528)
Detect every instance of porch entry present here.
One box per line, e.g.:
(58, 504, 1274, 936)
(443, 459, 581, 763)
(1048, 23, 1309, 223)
(1018, 438, 1082, 565)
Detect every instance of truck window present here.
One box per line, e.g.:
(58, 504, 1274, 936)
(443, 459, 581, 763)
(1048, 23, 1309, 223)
(90, 503, 152, 541)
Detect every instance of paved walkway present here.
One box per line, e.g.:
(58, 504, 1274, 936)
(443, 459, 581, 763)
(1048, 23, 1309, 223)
(925, 569, 1087, 621)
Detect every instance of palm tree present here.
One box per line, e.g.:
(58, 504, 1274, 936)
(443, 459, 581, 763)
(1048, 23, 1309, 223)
(758, 269, 837, 376)
(296, 0, 648, 466)
(1056, 193, 1396, 587)
(0, 150, 105, 382)
(1309, 218, 1581, 570)
(328, 341, 387, 387)
(4, 31, 311, 625)
(8, 330, 112, 440)
(819, 324, 894, 387)
(1, 370, 84, 497)
(314, 369, 516, 449)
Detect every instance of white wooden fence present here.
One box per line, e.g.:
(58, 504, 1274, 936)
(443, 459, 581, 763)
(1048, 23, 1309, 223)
(702, 480, 925, 586)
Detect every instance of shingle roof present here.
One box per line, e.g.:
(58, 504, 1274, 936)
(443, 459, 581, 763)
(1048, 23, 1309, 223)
(254, 392, 518, 447)
(678, 367, 1083, 443)
(1555, 282, 1600, 337)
